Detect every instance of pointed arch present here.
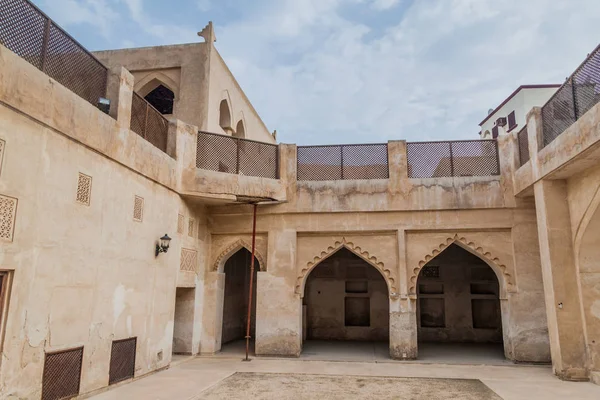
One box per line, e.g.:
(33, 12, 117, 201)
(409, 234, 513, 299)
(135, 72, 179, 99)
(295, 237, 398, 298)
(213, 238, 266, 272)
(219, 90, 233, 132)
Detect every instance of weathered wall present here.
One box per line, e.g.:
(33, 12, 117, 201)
(0, 43, 211, 398)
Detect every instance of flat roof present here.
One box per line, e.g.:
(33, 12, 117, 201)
(478, 84, 561, 126)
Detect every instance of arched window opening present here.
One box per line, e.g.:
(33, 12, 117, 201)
(221, 248, 258, 354)
(234, 120, 246, 139)
(416, 243, 504, 361)
(219, 99, 232, 132)
(303, 247, 389, 358)
(144, 84, 174, 115)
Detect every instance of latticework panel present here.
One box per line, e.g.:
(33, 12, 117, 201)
(109, 337, 136, 385)
(238, 138, 278, 179)
(0, 0, 107, 106)
(407, 140, 499, 178)
(517, 125, 530, 167)
(407, 141, 451, 178)
(296, 144, 388, 181)
(341, 144, 388, 180)
(45, 23, 107, 105)
(0, 194, 18, 242)
(541, 44, 600, 148)
(541, 82, 576, 147)
(144, 104, 168, 152)
(196, 131, 279, 178)
(130, 93, 147, 138)
(180, 248, 198, 272)
(0, 0, 46, 69)
(451, 140, 499, 177)
(76, 172, 92, 205)
(41, 347, 84, 400)
(129, 93, 169, 154)
(573, 45, 600, 121)
(297, 145, 342, 180)
(133, 195, 144, 222)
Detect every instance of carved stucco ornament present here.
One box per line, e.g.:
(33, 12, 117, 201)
(295, 237, 399, 298)
(212, 238, 266, 272)
(408, 234, 514, 295)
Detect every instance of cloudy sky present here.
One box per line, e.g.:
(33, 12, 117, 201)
(31, 0, 600, 145)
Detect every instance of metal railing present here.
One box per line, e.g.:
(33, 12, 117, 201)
(517, 125, 530, 166)
(130, 92, 169, 154)
(196, 131, 279, 179)
(406, 140, 500, 178)
(296, 144, 389, 181)
(541, 44, 600, 147)
(0, 0, 108, 106)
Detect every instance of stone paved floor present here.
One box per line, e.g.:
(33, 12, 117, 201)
(89, 356, 600, 400)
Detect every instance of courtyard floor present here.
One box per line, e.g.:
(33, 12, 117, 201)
(89, 343, 600, 400)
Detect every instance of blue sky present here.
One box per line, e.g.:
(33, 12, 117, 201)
(31, 0, 600, 145)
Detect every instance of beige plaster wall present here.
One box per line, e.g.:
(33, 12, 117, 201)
(207, 49, 275, 143)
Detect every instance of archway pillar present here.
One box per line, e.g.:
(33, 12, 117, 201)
(534, 179, 588, 380)
(389, 297, 418, 359)
(255, 229, 302, 357)
(199, 271, 225, 355)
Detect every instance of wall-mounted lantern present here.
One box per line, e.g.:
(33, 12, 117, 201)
(155, 234, 172, 257)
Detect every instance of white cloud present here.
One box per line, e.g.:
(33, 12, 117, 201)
(370, 0, 401, 11)
(38, 0, 119, 38)
(215, 0, 600, 144)
(119, 0, 197, 45)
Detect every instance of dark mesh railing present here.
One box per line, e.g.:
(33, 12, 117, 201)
(542, 44, 600, 147)
(42, 347, 84, 400)
(130, 92, 169, 154)
(406, 140, 500, 178)
(196, 131, 279, 179)
(0, 0, 108, 106)
(297, 144, 389, 181)
(517, 125, 530, 166)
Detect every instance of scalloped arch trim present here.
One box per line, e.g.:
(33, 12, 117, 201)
(408, 234, 513, 295)
(295, 237, 397, 297)
(212, 238, 266, 272)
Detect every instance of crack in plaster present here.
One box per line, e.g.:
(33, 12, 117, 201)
(408, 233, 513, 295)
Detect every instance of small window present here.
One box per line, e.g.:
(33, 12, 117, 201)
(507, 111, 517, 131)
(492, 126, 499, 139)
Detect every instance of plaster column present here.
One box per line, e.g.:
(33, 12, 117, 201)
(255, 229, 302, 356)
(199, 271, 225, 354)
(388, 140, 408, 196)
(534, 179, 588, 380)
(389, 298, 418, 359)
(390, 229, 417, 359)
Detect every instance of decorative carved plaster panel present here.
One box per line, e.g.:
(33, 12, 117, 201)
(408, 233, 514, 295)
(295, 237, 398, 297)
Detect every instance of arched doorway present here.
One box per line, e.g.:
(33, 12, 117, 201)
(220, 248, 258, 355)
(302, 247, 390, 360)
(416, 243, 505, 362)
